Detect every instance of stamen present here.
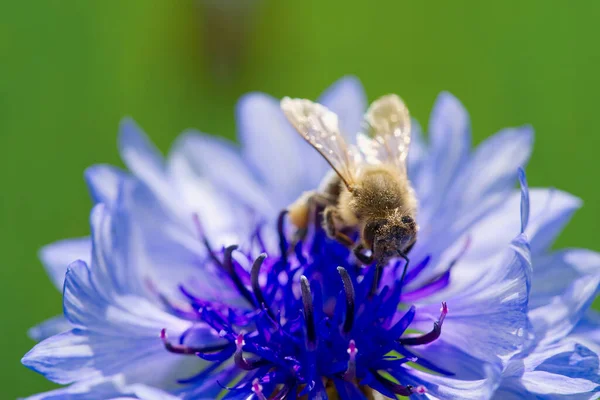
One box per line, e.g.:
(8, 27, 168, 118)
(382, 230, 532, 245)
(300, 275, 317, 350)
(251, 378, 268, 400)
(414, 386, 427, 394)
(192, 213, 221, 267)
(277, 210, 289, 261)
(222, 245, 255, 306)
(375, 372, 426, 396)
(233, 332, 264, 370)
(398, 302, 448, 346)
(160, 328, 227, 355)
(337, 267, 355, 333)
(251, 253, 275, 319)
(343, 339, 357, 381)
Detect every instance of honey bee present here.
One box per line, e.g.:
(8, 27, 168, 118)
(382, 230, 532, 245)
(281, 94, 418, 282)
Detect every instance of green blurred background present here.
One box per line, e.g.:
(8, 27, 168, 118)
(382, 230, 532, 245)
(1, 0, 599, 397)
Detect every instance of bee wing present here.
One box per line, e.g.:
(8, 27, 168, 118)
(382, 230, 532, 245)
(281, 97, 360, 190)
(358, 94, 411, 174)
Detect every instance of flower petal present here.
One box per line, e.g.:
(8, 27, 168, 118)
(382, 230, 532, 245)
(417, 126, 533, 261)
(28, 315, 71, 342)
(413, 235, 531, 374)
(499, 341, 600, 398)
(237, 92, 317, 208)
(24, 258, 197, 387)
(530, 249, 600, 309)
(38, 237, 91, 290)
(118, 118, 171, 197)
(401, 366, 499, 400)
(167, 131, 271, 217)
(529, 271, 600, 347)
(22, 374, 181, 400)
(571, 311, 600, 352)
(84, 164, 129, 206)
(418, 92, 471, 213)
(317, 75, 367, 141)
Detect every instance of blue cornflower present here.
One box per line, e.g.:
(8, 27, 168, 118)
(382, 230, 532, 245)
(22, 78, 600, 399)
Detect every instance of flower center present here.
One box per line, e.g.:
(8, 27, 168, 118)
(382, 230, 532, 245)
(156, 212, 456, 398)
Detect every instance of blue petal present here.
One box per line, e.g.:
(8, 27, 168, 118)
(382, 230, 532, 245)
(84, 164, 129, 206)
(115, 179, 247, 306)
(420, 92, 471, 212)
(529, 271, 600, 347)
(401, 366, 500, 400)
(571, 311, 600, 351)
(22, 374, 181, 400)
(118, 118, 171, 197)
(531, 249, 600, 309)
(499, 341, 600, 398)
(38, 237, 91, 290)
(417, 125, 533, 260)
(412, 235, 532, 373)
(24, 259, 196, 386)
(28, 315, 71, 342)
(518, 167, 530, 233)
(167, 131, 271, 217)
(317, 75, 367, 141)
(407, 118, 429, 196)
(527, 189, 582, 255)
(237, 92, 319, 209)
(444, 188, 579, 285)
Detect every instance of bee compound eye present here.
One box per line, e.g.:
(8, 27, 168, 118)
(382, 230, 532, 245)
(401, 215, 414, 225)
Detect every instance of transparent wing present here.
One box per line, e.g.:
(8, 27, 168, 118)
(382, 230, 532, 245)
(359, 94, 411, 174)
(281, 97, 359, 189)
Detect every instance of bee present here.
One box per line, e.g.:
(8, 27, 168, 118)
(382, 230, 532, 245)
(281, 94, 418, 283)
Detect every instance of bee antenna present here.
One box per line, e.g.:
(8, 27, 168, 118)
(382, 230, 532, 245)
(398, 251, 410, 287)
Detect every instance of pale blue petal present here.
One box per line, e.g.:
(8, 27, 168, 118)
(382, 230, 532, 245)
(417, 126, 533, 260)
(407, 118, 429, 197)
(317, 75, 367, 141)
(527, 190, 582, 255)
(419, 92, 471, 214)
(116, 179, 247, 305)
(519, 167, 530, 233)
(413, 235, 531, 373)
(23, 374, 181, 400)
(499, 341, 600, 399)
(84, 164, 129, 206)
(571, 311, 600, 350)
(529, 272, 600, 347)
(236, 92, 316, 208)
(401, 366, 500, 400)
(167, 131, 271, 217)
(440, 188, 579, 288)
(165, 145, 252, 247)
(118, 118, 171, 197)
(24, 260, 196, 386)
(531, 249, 600, 309)
(28, 315, 70, 342)
(38, 237, 91, 290)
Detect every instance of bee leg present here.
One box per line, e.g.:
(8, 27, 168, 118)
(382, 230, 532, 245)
(353, 243, 374, 265)
(404, 241, 416, 255)
(323, 206, 355, 248)
(288, 192, 335, 252)
(397, 251, 410, 287)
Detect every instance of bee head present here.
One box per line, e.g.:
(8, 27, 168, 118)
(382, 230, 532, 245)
(364, 214, 417, 264)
